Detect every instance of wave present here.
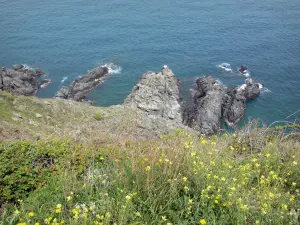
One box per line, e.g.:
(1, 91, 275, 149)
(261, 87, 271, 93)
(100, 62, 122, 75)
(60, 76, 68, 84)
(217, 63, 232, 72)
(22, 64, 33, 70)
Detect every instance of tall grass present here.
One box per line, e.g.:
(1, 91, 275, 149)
(0, 125, 299, 225)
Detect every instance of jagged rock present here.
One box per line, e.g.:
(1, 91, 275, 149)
(223, 78, 261, 126)
(186, 76, 262, 133)
(124, 66, 183, 123)
(55, 66, 109, 102)
(186, 76, 227, 134)
(0, 65, 49, 96)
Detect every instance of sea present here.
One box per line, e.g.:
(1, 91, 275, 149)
(1, 0, 300, 126)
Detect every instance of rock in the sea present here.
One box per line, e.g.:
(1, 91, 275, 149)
(0, 65, 49, 96)
(124, 66, 183, 123)
(186, 76, 227, 134)
(55, 66, 109, 102)
(223, 78, 261, 126)
(186, 76, 262, 133)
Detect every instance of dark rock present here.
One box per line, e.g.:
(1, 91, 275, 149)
(186, 76, 262, 133)
(186, 76, 227, 134)
(124, 66, 183, 124)
(35, 68, 44, 76)
(0, 65, 50, 96)
(55, 66, 109, 102)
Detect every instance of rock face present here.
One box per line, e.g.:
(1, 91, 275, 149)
(0, 65, 50, 96)
(124, 66, 183, 124)
(55, 66, 109, 102)
(222, 78, 261, 126)
(186, 76, 261, 134)
(186, 76, 227, 134)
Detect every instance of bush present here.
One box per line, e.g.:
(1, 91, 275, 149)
(94, 112, 105, 121)
(0, 139, 94, 205)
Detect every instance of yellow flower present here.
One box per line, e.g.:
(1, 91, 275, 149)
(17, 223, 26, 225)
(201, 139, 207, 144)
(14, 210, 20, 215)
(183, 177, 188, 183)
(56, 204, 62, 208)
(60, 221, 65, 224)
(67, 196, 72, 201)
(28, 211, 34, 217)
(35, 223, 40, 225)
(100, 156, 105, 161)
(55, 208, 62, 213)
(200, 219, 206, 225)
(136, 212, 141, 217)
(162, 216, 167, 221)
(125, 195, 132, 201)
(188, 199, 193, 205)
(145, 166, 151, 171)
(292, 182, 296, 186)
(292, 161, 298, 166)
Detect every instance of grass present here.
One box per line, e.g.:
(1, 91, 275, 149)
(0, 125, 299, 225)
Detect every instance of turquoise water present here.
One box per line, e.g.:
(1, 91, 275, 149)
(1, 0, 300, 125)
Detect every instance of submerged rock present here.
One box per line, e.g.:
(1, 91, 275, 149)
(0, 65, 49, 96)
(55, 66, 109, 102)
(124, 66, 183, 124)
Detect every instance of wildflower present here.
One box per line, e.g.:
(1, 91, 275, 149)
(281, 204, 288, 211)
(201, 139, 207, 144)
(265, 153, 271, 158)
(55, 208, 62, 213)
(183, 177, 188, 183)
(28, 212, 34, 217)
(145, 166, 151, 171)
(230, 146, 234, 151)
(292, 161, 298, 166)
(162, 216, 167, 221)
(67, 196, 72, 201)
(60, 221, 65, 224)
(125, 195, 132, 201)
(191, 152, 196, 157)
(292, 182, 296, 186)
(14, 210, 20, 215)
(136, 212, 141, 217)
(100, 156, 105, 161)
(290, 195, 295, 202)
(184, 186, 189, 191)
(221, 177, 226, 181)
(232, 133, 237, 137)
(89, 205, 95, 211)
(35, 223, 40, 225)
(188, 199, 193, 205)
(200, 219, 206, 225)
(17, 223, 26, 225)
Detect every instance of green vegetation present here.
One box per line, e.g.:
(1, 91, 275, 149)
(94, 112, 105, 121)
(1, 127, 299, 225)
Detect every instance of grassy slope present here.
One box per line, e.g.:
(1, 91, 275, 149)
(0, 92, 299, 225)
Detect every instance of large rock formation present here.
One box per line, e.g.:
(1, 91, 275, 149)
(0, 65, 50, 96)
(186, 76, 227, 134)
(124, 65, 183, 124)
(186, 76, 262, 134)
(55, 66, 109, 102)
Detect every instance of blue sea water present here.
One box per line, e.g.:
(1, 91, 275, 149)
(1, 0, 300, 125)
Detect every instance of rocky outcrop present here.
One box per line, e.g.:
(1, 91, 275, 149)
(222, 78, 261, 126)
(186, 77, 262, 134)
(186, 76, 227, 134)
(124, 65, 183, 124)
(0, 65, 50, 96)
(55, 66, 109, 102)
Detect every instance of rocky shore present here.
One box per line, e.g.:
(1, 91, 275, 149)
(1, 64, 262, 134)
(0, 64, 50, 96)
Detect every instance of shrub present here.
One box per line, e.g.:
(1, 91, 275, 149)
(94, 112, 105, 121)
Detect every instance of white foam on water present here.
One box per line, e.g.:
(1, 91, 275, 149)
(216, 79, 223, 85)
(100, 62, 122, 75)
(60, 76, 68, 84)
(237, 84, 247, 91)
(261, 87, 272, 93)
(22, 64, 33, 70)
(217, 63, 232, 72)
